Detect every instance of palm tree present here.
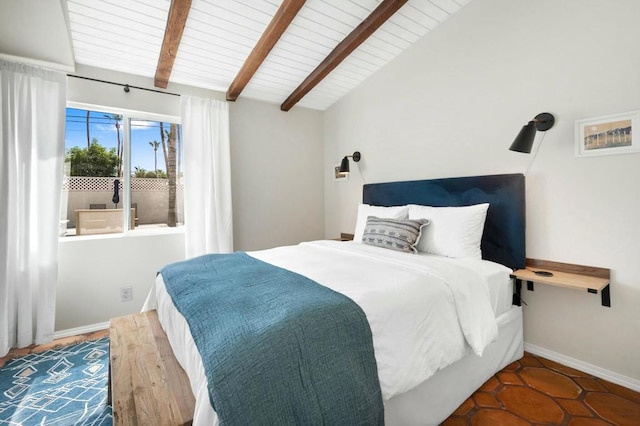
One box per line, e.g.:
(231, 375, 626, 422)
(159, 122, 168, 174)
(103, 113, 123, 177)
(86, 110, 90, 148)
(176, 123, 182, 179)
(166, 124, 177, 227)
(149, 140, 160, 173)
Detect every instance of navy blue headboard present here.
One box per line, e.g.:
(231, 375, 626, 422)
(362, 174, 525, 270)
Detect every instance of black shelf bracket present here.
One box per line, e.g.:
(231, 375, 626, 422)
(601, 284, 611, 307)
(587, 284, 611, 307)
(511, 277, 522, 306)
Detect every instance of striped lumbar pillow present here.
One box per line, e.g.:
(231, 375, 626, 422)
(361, 216, 430, 253)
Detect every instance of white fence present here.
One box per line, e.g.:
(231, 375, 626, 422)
(62, 176, 184, 228)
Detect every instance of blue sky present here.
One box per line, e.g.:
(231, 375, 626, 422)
(65, 107, 181, 173)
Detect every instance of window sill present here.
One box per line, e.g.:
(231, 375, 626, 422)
(58, 226, 185, 242)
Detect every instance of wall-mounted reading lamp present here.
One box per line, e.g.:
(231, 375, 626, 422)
(509, 112, 556, 153)
(338, 151, 361, 175)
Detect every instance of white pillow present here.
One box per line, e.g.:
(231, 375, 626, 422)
(353, 204, 409, 243)
(408, 203, 489, 259)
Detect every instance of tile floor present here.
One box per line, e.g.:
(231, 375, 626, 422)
(442, 352, 640, 425)
(3, 335, 639, 425)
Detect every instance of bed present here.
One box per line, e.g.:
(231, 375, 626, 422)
(144, 173, 526, 425)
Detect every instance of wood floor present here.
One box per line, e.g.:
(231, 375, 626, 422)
(2, 332, 639, 425)
(0, 329, 109, 368)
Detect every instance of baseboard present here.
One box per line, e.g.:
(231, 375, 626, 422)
(524, 342, 640, 393)
(53, 321, 110, 340)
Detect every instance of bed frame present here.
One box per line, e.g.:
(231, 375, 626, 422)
(363, 173, 526, 270)
(364, 173, 526, 425)
(112, 173, 526, 425)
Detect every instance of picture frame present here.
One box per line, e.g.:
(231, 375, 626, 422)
(575, 111, 640, 157)
(333, 164, 348, 181)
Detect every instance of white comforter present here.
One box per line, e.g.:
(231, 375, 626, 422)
(151, 240, 502, 425)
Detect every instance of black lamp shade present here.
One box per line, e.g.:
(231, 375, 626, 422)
(339, 156, 350, 174)
(509, 121, 537, 153)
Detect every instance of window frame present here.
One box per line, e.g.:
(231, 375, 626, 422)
(64, 101, 183, 239)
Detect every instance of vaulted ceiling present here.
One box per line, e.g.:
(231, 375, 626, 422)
(4, 0, 473, 111)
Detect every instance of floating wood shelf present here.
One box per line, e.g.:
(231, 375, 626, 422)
(511, 258, 611, 307)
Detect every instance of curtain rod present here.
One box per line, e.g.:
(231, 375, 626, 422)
(67, 74, 181, 97)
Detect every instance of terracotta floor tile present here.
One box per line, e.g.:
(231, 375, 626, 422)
(520, 367, 582, 399)
(472, 391, 501, 408)
(453, 397, 474, 416)
(558, 399, 594, 417)
(478, 376, 500, 392)
(497, 386, 565, 424)
(470, 409, 530, 426)
(520, 353, 543, 367)
(497, 372, 523, 386)
(568, 418, 616, 426)
(441, 417, 468, 426)
(445, 353, 640, 426)
(584, 392, 640, 426)
(501, 360, 521, 372)
(573, 377, 606, 392)
(538, 357, 591, 378)
(597, 378, 640, 404)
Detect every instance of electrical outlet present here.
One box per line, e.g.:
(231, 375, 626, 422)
(120, 286, 133, 302)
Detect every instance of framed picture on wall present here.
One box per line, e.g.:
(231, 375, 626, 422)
(575, 111, 640, 157)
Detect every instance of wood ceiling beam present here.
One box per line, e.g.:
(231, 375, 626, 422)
(281, 0, 407, 111)
(154, 0, 192, 89)
(226, 0, 306, 102)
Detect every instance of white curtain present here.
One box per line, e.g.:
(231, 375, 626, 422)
(181, 96, 233, 258)
(0, 60, 67, 356)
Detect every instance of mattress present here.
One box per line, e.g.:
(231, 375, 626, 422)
(425, 251, 514, 317)
(147, 240, 516, 425)
(384, 305, 523, 425)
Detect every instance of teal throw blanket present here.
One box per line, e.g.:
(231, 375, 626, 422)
(161, 252, 384, 425)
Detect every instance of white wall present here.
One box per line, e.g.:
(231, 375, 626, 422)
(324, 0, 640, 382)
(230, 97, 325, 250)
(57, 65, 324, 330)
(57, 232, 185, 330)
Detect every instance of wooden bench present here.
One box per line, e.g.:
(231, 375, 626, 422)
(109, 310, 195, 425)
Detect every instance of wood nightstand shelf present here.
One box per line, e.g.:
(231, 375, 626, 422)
(511, 258, 611, 307)
(335, 233, 354, 241)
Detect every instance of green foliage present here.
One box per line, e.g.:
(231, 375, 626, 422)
(133, 166, 147, 178)
(66, 139, 119, 177)
(132, 166, 167, 179)
(147, 170, 167, 178)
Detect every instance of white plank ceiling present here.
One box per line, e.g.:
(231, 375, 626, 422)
(67, 0, 472, 110)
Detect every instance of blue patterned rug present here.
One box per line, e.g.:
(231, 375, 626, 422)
(0, 337, 112, 425)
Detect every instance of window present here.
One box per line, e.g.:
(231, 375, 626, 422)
(61, 106, 183, 237)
